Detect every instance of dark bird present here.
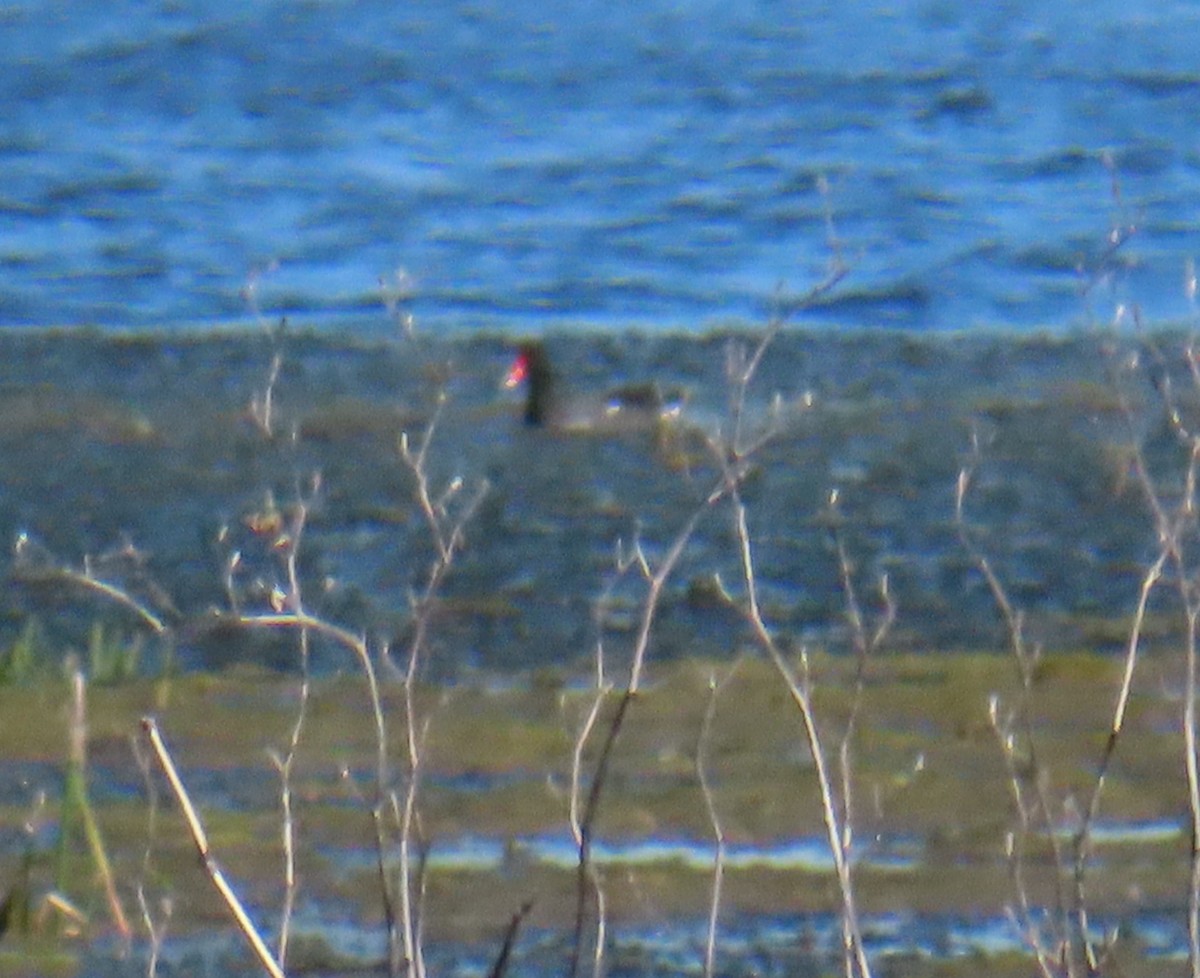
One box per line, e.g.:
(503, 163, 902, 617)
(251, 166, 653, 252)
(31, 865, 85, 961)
(504, 341, 682, 431)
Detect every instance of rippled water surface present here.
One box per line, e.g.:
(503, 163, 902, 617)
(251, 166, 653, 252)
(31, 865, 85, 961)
(4, 0, 1200, 331)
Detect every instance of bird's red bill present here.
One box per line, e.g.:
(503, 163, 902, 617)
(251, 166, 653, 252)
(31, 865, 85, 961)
(504, 352, 530, 388)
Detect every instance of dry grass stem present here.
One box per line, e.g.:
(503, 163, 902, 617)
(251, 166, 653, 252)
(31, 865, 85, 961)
(707, 302, 871, 978)
(66, 669, 132, 943)
(140, 717, 287, 978)
(957, 443, 1086, 974)
(132, 728, 170, 978)
(725, 475, 871, 978)
(568, 479, 726, 978)
(697, 664, 738, 978)
(262, 479, 319, 966)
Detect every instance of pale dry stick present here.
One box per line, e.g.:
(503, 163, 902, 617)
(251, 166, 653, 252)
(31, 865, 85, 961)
(703, 262, 874, 977)
(1073, 184, 1171, 963)
(229, 383, 481, 978)
(566, 220, 851, 978)
(958, 420, 1173, 976)
(568, 537, 662, 976)
(725, 224, 848, 460)
(1180, 594, 1200, 978)
(249, 350, 283, 440)
(131, 732, 170, 978)
(567, 479, 728, 978)
(1178, 482, 1200, 978)
(393, 697, 435, 978)
(338, 764, 404, 977)
(567, 681, 610, 978)
(394, 410, 488, 978)
(66, 669, 133, 943)
(696, 663, 739, 978)
(1125, 322, 1200, 978)
(135, 884, 169, 978)
(711, 314, 871, 978)
(955, 452, 1082, 974)
(262, 480, 319, 967)
(1073, 544, 1167, 972)
(567, 537, 665, 978)
(566, 648, 614, 978)
(829, 496, 896, 860)
(268, 668, 304, 969)
(235, 480, 482, 978)
(1121, 310, 1200, 978)
(232, 610, 398, 968)
(396, 405, 488, 695)
(13, 534, 170, 637)
(772, 173, 853, 331)
(987, 697, 1062, 978)
(723, 474, 871, 978)
(140, 717, 287, 978)
(1180, 283, 1200, 978)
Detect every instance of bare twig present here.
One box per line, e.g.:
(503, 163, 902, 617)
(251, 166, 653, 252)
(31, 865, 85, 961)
(830, 491, 895, 858)
(486, 899, 534, 978)
(559, 264, 850, 970)
(724, 473, 871, 978)
(568, 477, 727, 978)
(957, 437, 1083, 974)
(391, 402, 488, 978)
(140, 717, 287, 978)
(132, 727, 170, 978)
(709, 273, 871, 978)
(261, 478, 319, 966)
(567, 660, 612, 978)
(249, 350, 283, 440)
(13, 533, 171, 636)
(569, 239, 853, 978)
(697, 664, 739, 978)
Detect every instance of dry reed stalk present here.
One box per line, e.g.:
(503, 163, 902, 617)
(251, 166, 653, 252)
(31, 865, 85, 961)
(696, 663, 738, 978)
(140, 717, 287, 978)
(66, 669, 132, 943)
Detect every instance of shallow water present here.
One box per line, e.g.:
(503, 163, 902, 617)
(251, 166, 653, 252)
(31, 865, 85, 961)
(0, 325, 1175, 677)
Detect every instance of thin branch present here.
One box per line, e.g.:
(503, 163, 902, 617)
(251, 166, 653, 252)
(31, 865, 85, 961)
(697, 664, 738, 978)
(265, 480, 318, 966)
(13, 533, 170, 636)
(486, 900, 534, 978)
(568, 476, 727, 978)
(140, 717, 287, 978)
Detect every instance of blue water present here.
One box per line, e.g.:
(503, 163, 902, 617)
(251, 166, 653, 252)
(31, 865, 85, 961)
(5, 0, 1200, 333)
